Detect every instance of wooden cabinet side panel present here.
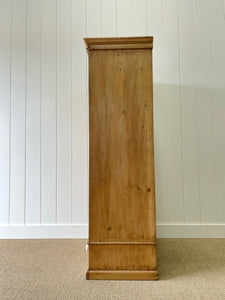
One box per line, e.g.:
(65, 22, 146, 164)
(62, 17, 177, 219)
(89, 49, 156, 242)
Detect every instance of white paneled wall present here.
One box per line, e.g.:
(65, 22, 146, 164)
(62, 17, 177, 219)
(0, 0, 225, 238)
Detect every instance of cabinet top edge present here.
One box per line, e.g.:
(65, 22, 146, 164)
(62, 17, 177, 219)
(84, 36, 153, 52)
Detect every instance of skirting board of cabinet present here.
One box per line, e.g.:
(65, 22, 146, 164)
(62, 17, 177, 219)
(86, 270, 159, 280)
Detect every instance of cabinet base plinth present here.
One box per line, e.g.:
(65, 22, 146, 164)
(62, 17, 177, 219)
(86, 270, 159, 280)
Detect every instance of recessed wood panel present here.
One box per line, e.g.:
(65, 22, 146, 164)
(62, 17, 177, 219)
(89, 244, 157, 270)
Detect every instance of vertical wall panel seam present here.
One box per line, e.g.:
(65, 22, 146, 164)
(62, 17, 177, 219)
(56, 0, 58, 225)
(85, 0, 89, 225)
(40, 0, 43, 225)
(161, 0, 168, 223)
(208, 0, 218, 223)
(224, 0, 225, 19)
(9, 0, 13, 225)
(71, 0, 73, 224)
(177, 0, 185, 224)
(24, 0, 28, 225)
(116, 0, 118, 36)
(192, 0, 201, 224)
(100, 0, 102, 36)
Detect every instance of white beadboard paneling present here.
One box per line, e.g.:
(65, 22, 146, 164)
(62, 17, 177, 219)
(26, 0, 41, 224)
(209, 0, 225, 224)
(10, 0, 26, 225)
(87, 0, 101, 37)
(148, 0, 168, 224)
(193, 0, 217, 223)
(162, 0, 184, 223)
(132, 0, 148, 36)
(0, 0, 225, 237)
(0, 0, 11, 224)
(101, 0, 117, 36)
(72, 0, 88, 224)
(57, 0, 72, 224)
(178, 0, 200, 223)
(41, 0, 57, 224)
(85, 0, 103, 225)
(117, 0, 132, 36)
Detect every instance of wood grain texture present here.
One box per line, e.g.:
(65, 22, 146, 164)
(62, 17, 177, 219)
(88, 244, 157, 270)
(41, 0, 57, 224)
(86, 270, 159, 281)
(85, 37, 158, 280)
(10, 0, 26, 225)
(26, 0, 41, 224)
(56, 0, 72, 224)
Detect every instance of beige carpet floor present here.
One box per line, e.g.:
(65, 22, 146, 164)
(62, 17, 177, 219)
(0, 239, 225, 300)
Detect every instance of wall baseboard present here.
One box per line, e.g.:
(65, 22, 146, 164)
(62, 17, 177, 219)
(0, 224, 224, 239)
(0, 225, 88, 239)
(156, 224, 225, 238)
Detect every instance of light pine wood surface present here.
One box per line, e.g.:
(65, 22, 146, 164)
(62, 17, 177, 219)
(85, 37, 158, 280)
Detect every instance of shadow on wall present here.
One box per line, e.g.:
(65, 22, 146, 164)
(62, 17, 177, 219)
(152, 83, 225, 224)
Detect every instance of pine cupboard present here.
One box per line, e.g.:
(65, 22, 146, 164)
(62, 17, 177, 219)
(84, 37, 158, 280)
